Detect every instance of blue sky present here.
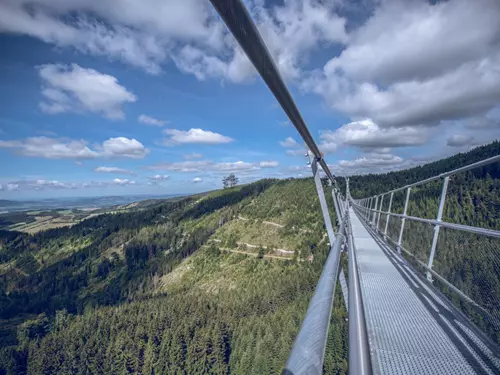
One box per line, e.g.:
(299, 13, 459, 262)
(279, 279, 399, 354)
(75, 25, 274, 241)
(1, 0, 500, 199)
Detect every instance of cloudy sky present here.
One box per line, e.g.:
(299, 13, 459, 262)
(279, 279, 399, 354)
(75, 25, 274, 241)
(1, 0, 499, 199)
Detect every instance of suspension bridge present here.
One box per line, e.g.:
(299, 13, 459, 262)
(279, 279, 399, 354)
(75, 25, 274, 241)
(209, 1, 500, 374)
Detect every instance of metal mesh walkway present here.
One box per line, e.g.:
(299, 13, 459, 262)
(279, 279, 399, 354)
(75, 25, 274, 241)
(350, 207, 500, 375)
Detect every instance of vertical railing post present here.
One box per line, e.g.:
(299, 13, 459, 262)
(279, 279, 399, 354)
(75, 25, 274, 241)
(427, 176, 450, 281)
(330, 183, 342, 226)
(310, 155, 336, 245)
(339, 268, 349, 313)
(371, 196, 378, 226)
(366, 198, 372, 221)
(398, 187, 411, 254)
(384, 192, 394, 240)
(377, 194, 385, 231)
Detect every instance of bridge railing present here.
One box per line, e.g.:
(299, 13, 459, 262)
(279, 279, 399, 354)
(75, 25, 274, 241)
(350, 155, 500, 345)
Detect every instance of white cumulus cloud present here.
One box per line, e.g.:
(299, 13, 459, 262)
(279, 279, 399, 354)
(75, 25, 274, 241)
(34, 180, 78, 189)
(95, 166, 136, 175)
(173, 0, 348, 82)
(163, 128, 233, 145)
(2, 178, 144, 191)
(147, 159, 279, 174)
(0, 0, 348, 83)
(150, 174, 169, 181)
(6, 183, 20, 191)
(0, 136, 148, 159)
(319, 119, 427, 153)
(339, 155, 405, 169)
(212, 161, 256, 172)
(280, 137, 300, 148)
(38, 64, 136, 119)
(138, 114, 167, 126)
(193, 177, 202, 183)
(112, 178, 136, 186)
(0, 137, 98, 159)
(100, 137, 149, 159)
(259, 161, 279, 168)
(0, 0, 221, 74)
(303, 0, 500, 129)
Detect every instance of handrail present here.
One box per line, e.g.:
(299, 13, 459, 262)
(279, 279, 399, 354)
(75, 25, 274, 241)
(350, 203, 500, 239)
(209, 0, 335, 182)
(346, 201, 371, 375)
(283, 209, 348, 375)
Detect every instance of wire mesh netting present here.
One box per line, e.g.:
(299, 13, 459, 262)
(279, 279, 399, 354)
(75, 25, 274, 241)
(401, 219, 435, 264)
(386, 216, 402, 250)
(377, 213, 387, 233)
(406, 179, 442, 219)
(443, 161, 500, 229)
(364, 207, 373, 223)
(432, 227, 500, 344)
(381, 213, 391, 235)
(380, 194, 390, 212)
(391, 190, 408, 215)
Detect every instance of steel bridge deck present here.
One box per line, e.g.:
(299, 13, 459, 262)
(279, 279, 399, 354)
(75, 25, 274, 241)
(349, 208, 500, 375)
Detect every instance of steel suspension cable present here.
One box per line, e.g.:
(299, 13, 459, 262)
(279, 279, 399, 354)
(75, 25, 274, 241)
(209, 0, 335, 182)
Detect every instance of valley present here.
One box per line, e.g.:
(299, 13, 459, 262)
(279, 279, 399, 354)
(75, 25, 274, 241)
(0, 141, 499, 374)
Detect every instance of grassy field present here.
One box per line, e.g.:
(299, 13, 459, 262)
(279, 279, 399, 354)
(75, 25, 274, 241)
(11, 215, 74, 233)
(213, 219, 302, 251)
(34, 236, 94, 267)
(6, 208, 125, 233)
(154, 246, 300, 296)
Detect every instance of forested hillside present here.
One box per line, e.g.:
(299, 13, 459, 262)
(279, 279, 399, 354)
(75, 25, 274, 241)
(0, 178, 347, 375)
(0, 142, 499, 374)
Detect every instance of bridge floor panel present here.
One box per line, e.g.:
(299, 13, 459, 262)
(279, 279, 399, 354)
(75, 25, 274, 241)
(349, 208, 500, 375)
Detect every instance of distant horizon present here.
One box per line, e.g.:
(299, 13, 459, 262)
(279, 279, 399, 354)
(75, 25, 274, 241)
(4, 141, 499, 202)
(0, 192, 185, 203)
